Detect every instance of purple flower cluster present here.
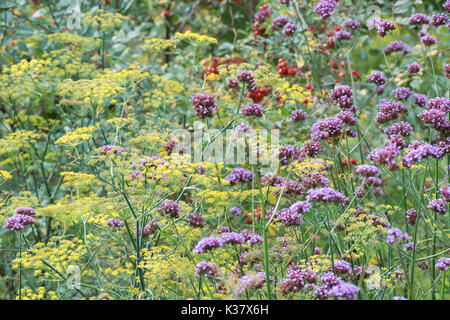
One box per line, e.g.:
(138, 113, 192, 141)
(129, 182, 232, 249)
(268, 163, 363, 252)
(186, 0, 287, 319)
(407, 62, 421, 74)
(370, 18, 395, 37)
(335, 30, 353, 41)
(427, 199, 446, 215)
(402, 142, 442, 168)
(143, 219, 158, 236)
(367, 71, 386, 86)
(188, 212, 205, 228)
(431, 13, 449, 26)
(283, 23, 297, 36)
(230, 206, 242, 216)
(276, 208, 303, 226)
(241, 229, 263, 245)
(107, 218, 123, 227)
(384, 40, 409, 55)
(220, 232, 245, 246)
(421, 33, 437, 46)
(3, 214, 36, 231)
(193, 236, 222, 253)
(290, 109, 307, 122)
(393, 87, 412, 101)
(418, 108, 450, 134)
(435, 257, 450, 271)
(387, 227, 409, 245)
(225, 167, 254, 185)
(311, 117, 344, 140)
(354, 164, 381, 177)
(375, 98, 407, 124)
(314, 0, 336, 19)
(254, 4, 271, 23)
(445, 0, 450, 12)
(333, 260, 351, 274)
(237, 70, 257, 92)
(414, 93, 428, 107)
(99, 145, 126, 155)
(343, 19, 361, 30)
(195, 261, 218, 278)
(328, 282, 360, 300)
(406, 209, 418, 226)
(408, 13, 430, 25)
(307, 187, 348, 205)
(383, 121, 413, 137)
(426, 97, 450, 112)
(14, 207, 36, 216)
(241, 103, 264, 117)
(303, 140, 323, 158)
(440, 185, 450, 202)
(159, 200, 180, 218)
(272, 16, 290, 29)
(330, 85, 355, 110)
(278, 144, 303, 166)
(192, 93, 217, 119)
(290, 201, 312, 214)
(368, 143, 400, 170)
(444, 64, 450, 79)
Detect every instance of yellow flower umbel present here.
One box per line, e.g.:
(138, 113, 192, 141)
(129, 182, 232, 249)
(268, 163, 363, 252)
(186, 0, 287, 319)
(141, 38, 176, 53)
(82, 10, 129, 31)
(55, 126, 95, 147)
(172, 30, 217, 47)
(0, 170, 12, 185)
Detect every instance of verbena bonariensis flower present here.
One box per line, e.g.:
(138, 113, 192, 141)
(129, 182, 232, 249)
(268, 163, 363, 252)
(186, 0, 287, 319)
(279, 144, 303, 166)
(311, 117, 344, 140)
(421, 33, 437, 46)
(220, 232, 245, 246)
(328, 282, 360, 300)
(414, 93, 428, 107)
(290, 109, 307, 122)
(280, 263, 306, 295)
(192, 93, 216, 118)
(290, 201, 312, 214)
(159, 200, 180, 218)
(237, 70, 257, 92)
(188, 212, 205, 228)
(236, 272, 271, 295)
(241, 103, 264, 117)
(444, 64, 450, 79)
(387, 228, 409, 244)
(427, 199, 446, 215)
(314, 0, 336, 19)
(276, 208, 303, 226)
(431, 13, 448, 26)
(3, 214, 36, 231)
(368, 143, 400, 170)
(408, 13, 430, 25)
(231, 206, 242, 216)
(343, 19, 361, 30)
(375, 98, 407, 124)
(99, 145, 125, 155)
(440, 185, 450, 202)
(306, 187, 348, 205)
(217, 226, 229, 234)
(383, 121, 413, 137)
(254, 4, 271, 23)
(195, 261, 218, 278)
(107, 218, 123, 227)
(384, 40, 409, 54)
(367, 71, 386, 86)
(355, 164, 381, 177)
(418, 109, 450, 134)
(272, 16, 290, 29)
(225, 167, 254, 185)
(435, 257, 450, 271)
(407, 62, 421, 74)
(370, 18, 395, 37)
(445, 0, 450, 12)
(393, 296, 408, 300)
(303, 140, 323, 158)
(283, 23, 297, 36)
(334, 260, 351, 274)
(143, 219, 158, 236)
(393, 87, 412, 101)
(426, 97, 450, 112)
(406, 209, 418, 226)
(337, 110, 357, 126)
(14, 207, 36, 216)
(335, 30, 353, 41)
(234, 123, 252, 136)
(330, 85, 354, 109)
(401, 142, 442, 168)
(240, 229, 263, 245)
(193, 236, 222, 253)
